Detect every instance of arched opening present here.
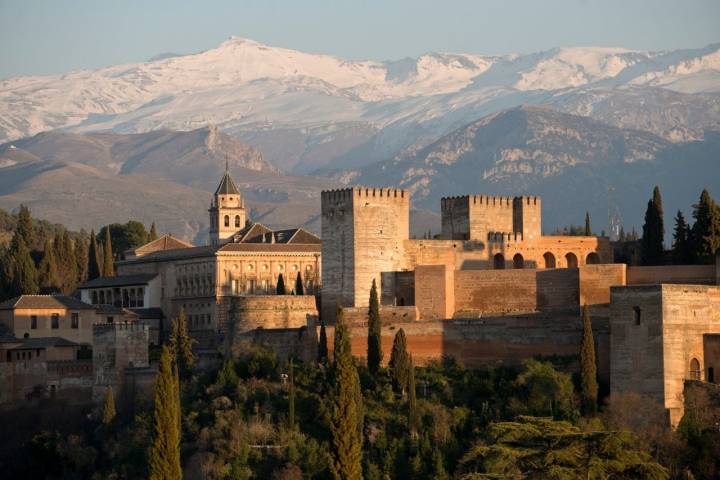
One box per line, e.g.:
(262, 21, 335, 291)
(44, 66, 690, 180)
(92, 291, 98, 305)
(513, 253, 524, 269)
(224, 215, 230, 227)
(235, 215, 241, 227)
(586, 252, 600, 264)
(493, 253, 505, 269)
(565, 252, 578, 268)
(690, 358, 701, 380)
(543, 252, 556, 269)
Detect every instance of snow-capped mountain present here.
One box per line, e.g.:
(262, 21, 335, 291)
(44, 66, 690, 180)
(1, 37, 719, 174)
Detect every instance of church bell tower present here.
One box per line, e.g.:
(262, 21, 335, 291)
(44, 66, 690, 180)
(209, 161, 246, 246)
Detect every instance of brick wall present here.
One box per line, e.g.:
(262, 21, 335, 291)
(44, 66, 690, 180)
(627, 265, 716, 285)
(415, 265, 454, 320)
(233, 325, 318, 364)
(340, 306, 418, 326)
(579, 264, 626, 305)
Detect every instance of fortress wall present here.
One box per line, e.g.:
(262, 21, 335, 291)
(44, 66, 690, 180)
(340, 306, 418, 325)
(415, 265, 455, 320)
(579, 264, 627, 305)
(627, 265, 716, 286)
(233, 325, 318, 364)
(453, 268, 580, 314)
(220, 295, 318, 334)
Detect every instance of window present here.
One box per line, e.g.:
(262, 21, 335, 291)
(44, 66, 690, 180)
(71, 313, 79, 329)
(690, 358, 701, 380)
(30, 315, 37, 329)
(235, 215, 241, 227)
(633, 306, 641, 325)
(51, 314, 59, 329)
(107, 316, 114, 324)
(224, 215, 230, 227)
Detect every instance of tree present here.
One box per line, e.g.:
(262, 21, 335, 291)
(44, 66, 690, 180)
(288, 359, 296, 430)
(149, 346, 181, 480)
(407, 355, 419, 435)
(689, 189, 720, 264)
(329, 307, 363, 480)
(641, 186, 665, 265)
(513, 359, 577, 420)
(102, 385, 116, 426)
(584, 211, 592, 236)
(318, 321, 328, 364)
(367, 279, 382, 378)
(580, 304, 598, 416)
(294, 272, 304, 295)
(169, 307, 194, 380)
(389, 328, 411, 396)
(102, 227, 114, 277)
(15, 204, 33, 247)
(149, 222, 159, 242)
(8, 238, 39, 297)
(87, 230, 102, 281)
(53, 231, 78, 293)
(38, 239, 59, 293)
(276, 273, 286, 295)
(672, 211, 692, 264)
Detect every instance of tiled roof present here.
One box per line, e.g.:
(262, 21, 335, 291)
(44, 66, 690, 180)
(233, 222, 321, 245)
(94, 305, 140, 316)
(215, 171, 241, 195)
(116, 245, 219, 264)
(131, 234, 194, 255)
(79, 274, 158, 289)
(0, 295, 95, 311)
(129, 307, 165, 319)
(219, 243, 321, 253)
(12, 337, 79, 349)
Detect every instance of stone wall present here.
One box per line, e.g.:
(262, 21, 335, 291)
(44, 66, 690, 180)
(626, 265, 716, 285)
(340, 306, 418, 326)
(219, 295, 318, 334)
(415, 265, 455, 320)
(233, 325, 318, 364)
(579, 264, 627, 305)
(0, 360, 93, 404)
(704, 334, 720, 383)
(92, 322, 150, 402)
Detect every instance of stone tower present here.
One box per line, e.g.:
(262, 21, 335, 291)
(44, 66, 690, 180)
(441, 195, 541, 242)
(321, 187, 410, 321)
(209, 162, 246, 246)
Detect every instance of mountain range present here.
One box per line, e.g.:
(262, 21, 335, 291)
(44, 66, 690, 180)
(1, 37, 719, 240)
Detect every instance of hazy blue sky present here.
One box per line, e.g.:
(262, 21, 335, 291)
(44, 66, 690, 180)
(1, 0, 718, 79)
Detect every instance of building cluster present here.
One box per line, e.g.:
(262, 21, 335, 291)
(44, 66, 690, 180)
(1, 168, 719, 426)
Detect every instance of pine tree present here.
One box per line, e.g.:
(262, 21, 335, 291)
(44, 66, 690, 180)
(318, 321, 328, 364)
(15, 204, 33, 248)
(276, 273, 286, 295)
(407, 355, 419, 435)
(149, 346, 181, 480)
(329, 307, 363, 480)
(690, 189, 720, 264)
(38, 239, 59, 293)
(53, 231, 78, 293)
(584, 211, 592, 236)
(618, 226, 626, 242)
(580, 304, 598, 416)
(103, 227, 114, 276)
(294, 272, 304, 295)
(367, 279, 382, 378)
(74, 235, 88, 285)
(87, 230, 102, 281)
(672, 211, 692, 264)
(169, 307, 195, 380)
(288, 359, 296, 430)
(9, 238, 39, 297)
(149, 222, 159, 242)
(103, 385, 116, 426)
(641, 186, 665, 265)
(389, 328, 411, 396)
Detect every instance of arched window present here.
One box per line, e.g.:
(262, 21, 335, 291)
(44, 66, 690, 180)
(690, 358, 701, 380)
(565, 252, 578, 268)
(543, 252, 556, 269)
(513, 253, 524, 269)
(224, 215, 230, 227)
(586, 252, 600, 265)
(235, 215, 240, 227)
(92, 291, 98, 305)
(493, 253, 505, 269)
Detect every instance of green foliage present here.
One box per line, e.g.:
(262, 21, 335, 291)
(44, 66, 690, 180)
(673, 210, 693, 264)
(7, 237, 39, 297)
(318, 322, 328, 364)
(367, 278, 382, 377)
(149, 222, 159, 242)
(689, 189, 720, 264)
(457, 416, 668, 479)
(149, 346, 181, 480)
(580, 305, 598, 416)
(15, 205, 33, 247)
(295, 272, 304, 295)
(641, 186, 665, 265)
(330, 307, 363, 480)
(102, 226, 114, 276)
(407, 355, 419, 435)
(37, 239, 59, 293)
(584, 211, 592, 236)
(288, 359, 296, 430)
(87, 229, 102, 281)
(513, 359, 577, 420)
(54, 230, 79, 293)
(276, 273, 286, 295)
(389, 328, 411, 396)
(215, 359, 240, 396)
(103, 385, 116, 426)
(99, 221, 150, 260)
(169, 307, 195, 380)
(236, 345, 281, 380)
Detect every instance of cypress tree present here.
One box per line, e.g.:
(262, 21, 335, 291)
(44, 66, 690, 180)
(584, 211, 592, 236)
(103, 385, 116, 426)
(367, 279, 382, 378)
(641, 186, 665, 265)
(407, 355, 419, 435)
(53, 231, 78, 293)
(149, 222, 159, 242)
(169, 307, 195, 380)
(288, 359, 296, 430)
(149, 346, 181, 480)
(74, 235, 88, 284)
(389, 328, 411, 396)
(672, 211, 692, 264)
(38, 239, 59, 293)
(690, 189, 720, 264)
(318, 321, 328, 364)
(276, 273, 285, 295)
(580, 304, 598, 416)
(15, 204, 33, 248)
(9, 238, 39, 297)
(329, 307, 363, 480)
(295, 272, 304, 295)
(87, 230, 102, 281)
(103, 227, 114, 277)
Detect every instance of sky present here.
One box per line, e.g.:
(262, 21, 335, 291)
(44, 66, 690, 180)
(1, 0, 719, 79)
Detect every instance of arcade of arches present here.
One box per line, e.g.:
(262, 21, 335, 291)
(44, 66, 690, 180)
(490, 250, 600, 269)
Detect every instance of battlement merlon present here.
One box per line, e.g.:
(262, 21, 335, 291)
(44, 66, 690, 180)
(441, 194, 540, 208)
(321, 187, 410, 206)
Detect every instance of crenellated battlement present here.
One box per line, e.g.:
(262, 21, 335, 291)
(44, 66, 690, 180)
(322, 187, 408, 204)
(487, 231, 524, 243)
(93, 321, 148, 333)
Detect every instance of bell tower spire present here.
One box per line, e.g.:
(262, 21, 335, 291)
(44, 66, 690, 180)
(208, 160, 247, 246)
